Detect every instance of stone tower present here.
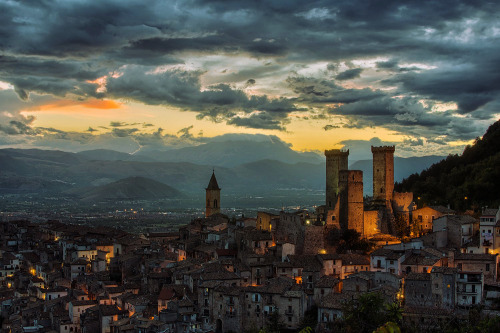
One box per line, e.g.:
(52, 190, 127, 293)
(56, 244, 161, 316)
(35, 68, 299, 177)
(325, 149, 349, 210)
(205, 171, 221, 217)
(371, 146, 395, 202)
(339, 170, 364, 235)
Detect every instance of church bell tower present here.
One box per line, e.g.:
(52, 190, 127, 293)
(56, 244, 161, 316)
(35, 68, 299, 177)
(205, 171, 221, 217)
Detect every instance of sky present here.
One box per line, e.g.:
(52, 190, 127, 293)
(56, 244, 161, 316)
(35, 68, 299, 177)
(1, 0, 499, 157)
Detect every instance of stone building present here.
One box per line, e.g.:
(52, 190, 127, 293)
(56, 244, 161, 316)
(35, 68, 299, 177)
(412, 206, 455, 234)
(338, 170, 364, 235)
(404, 273, 433, 307)
(432, 215, 478, 248)
(325, 149, 349, 211)
(322, 145, 413, 240)
(205, 171, 221, 217)
(371, 146, 395, 203)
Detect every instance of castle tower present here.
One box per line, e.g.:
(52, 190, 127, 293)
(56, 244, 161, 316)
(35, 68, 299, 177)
(339, 170, 364, 235)
(205, 171, 221, 217)
(325, 149, 349, 210)
(371, 146, 395, 202)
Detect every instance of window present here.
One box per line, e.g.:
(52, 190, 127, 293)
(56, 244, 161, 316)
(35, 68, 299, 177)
(486, 264, 490, 271)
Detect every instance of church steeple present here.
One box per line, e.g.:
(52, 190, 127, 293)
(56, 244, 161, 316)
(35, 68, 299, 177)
(205, 171, 221, 217)
(206, 170, 220, 191)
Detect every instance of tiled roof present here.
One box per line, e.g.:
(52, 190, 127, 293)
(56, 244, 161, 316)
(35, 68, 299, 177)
(320, 291, 358, 309)
(315, 275, 340, 288)
(429, 205, 455, 214)
(405, 272, 431, 281)
(431, 267, 458, 274)
(454, 252, 497, 261)
(481, 208, 498, 217)
(71, 300, 97, 306)
(339, 254, 370, 266)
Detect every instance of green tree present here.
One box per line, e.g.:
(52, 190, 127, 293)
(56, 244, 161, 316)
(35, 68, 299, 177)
(342, 292, 387, 333)
(266, 309, 285, 333)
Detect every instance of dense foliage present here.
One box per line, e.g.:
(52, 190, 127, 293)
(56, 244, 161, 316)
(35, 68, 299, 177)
(395, 120, 500, 211)
(326, 228, 374, 254)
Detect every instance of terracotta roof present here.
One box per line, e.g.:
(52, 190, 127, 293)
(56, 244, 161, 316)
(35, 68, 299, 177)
(339, 254, 370, 266)
(402, 254, 440, 266)
(206, 171, 220, 190)
(454, 252, 497, 261)
(315, 275, 340, 288)
(99, 305, 127, 316)
(429, 205, 455, 214)
(288, 255, 323, 271)
(481, 208, 498, 217)
(446, 215, 478, 224)
(320, 291, 358, 309)
(71, 300, 97, 306)
(405, 272, 431, 281)
(431, 267, 458, 274)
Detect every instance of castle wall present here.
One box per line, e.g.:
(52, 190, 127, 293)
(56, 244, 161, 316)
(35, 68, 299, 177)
(325, 149, 349, 210)
(339, 170, 364, 235)
(302, 225, 325, 255)
(392, 192, 413, 212)
(371, 146, 395, 202)
(364, 210, 382, 236)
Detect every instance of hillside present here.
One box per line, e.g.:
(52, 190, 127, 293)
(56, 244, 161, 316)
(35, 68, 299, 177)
(75, 176, 182, 202)
(350, 155, 445, 196)
(396, 119, 500, 210)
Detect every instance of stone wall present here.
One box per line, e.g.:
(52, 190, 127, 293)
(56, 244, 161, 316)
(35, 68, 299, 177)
(339, 170, 364, 235)
(325, 149, 349, 210)
(302, 226, 325, 255)
(371, 146, 395, 202)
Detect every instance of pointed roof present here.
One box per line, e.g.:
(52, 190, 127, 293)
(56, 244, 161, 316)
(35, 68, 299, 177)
(206, 171, 220, 190)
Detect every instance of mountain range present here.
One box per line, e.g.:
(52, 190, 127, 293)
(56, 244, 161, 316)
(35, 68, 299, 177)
(0, 137, 446, 201)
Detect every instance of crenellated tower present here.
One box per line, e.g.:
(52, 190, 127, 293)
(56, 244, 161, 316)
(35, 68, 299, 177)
(371, 146, 395, 202)
(339, 170, 364, 235)
(205, 171, 221, 217)
(325, 149, 349, 210)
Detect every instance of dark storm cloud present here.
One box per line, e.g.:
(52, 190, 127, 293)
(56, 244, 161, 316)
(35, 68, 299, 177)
(323, 124, 340, 131)
(106, 66, 302, 127)
(0, 0, 499, 135)
(335, 68, 363, 81)
(287, 75, 383, 104)
(112, 128, 140, 137)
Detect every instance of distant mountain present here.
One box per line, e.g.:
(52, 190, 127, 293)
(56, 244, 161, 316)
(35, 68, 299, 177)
(131, 139, 323, 166)
(396, 119, 500, 210)
(76, 149, 133, 161)
(350, 156, 446, 196)
(74, 176, 182, 202)
(0, 147, 448, 199)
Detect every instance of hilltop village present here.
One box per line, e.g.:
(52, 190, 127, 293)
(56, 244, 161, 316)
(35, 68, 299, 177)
(1, 146, 500, 333)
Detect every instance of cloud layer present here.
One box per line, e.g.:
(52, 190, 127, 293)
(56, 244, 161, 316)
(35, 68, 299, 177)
(0, 0, 499, 152)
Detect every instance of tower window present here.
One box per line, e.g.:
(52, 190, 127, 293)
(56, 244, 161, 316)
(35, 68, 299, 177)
(214, 199, 218, 208)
